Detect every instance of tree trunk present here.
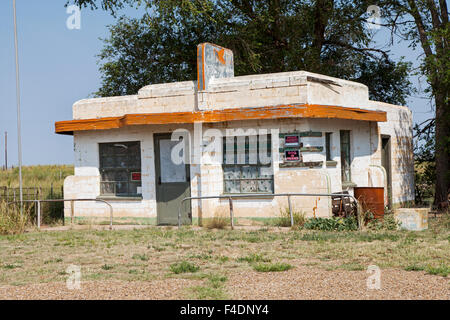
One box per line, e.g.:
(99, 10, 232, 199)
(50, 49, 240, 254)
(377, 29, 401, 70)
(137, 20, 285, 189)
(434, 92, 450, 208)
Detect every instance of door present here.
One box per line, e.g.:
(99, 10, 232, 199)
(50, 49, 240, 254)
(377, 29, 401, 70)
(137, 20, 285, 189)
(154, 133, 191, 225)
(381, 136, 392, 209)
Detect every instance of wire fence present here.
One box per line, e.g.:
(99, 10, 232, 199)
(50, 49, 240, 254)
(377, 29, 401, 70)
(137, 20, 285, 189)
(0, 185, 64, 225)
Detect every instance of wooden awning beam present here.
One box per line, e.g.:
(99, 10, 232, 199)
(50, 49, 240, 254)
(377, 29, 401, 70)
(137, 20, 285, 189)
(55, 104, 387, 135)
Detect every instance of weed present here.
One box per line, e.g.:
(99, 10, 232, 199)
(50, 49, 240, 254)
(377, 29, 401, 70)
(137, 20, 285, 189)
(404, 264, 425, 272)
(2, 264, 21, 269)
(237, 253, 271, 263)
(204, 208, 230, 229)
(216, 255, 229, 263)
(274, 208, 307, 227)
(0, 201, 31, 235)
(367, 214, 400, 231)
(132, 253, 149, 261)
(170, 261, 199, 274)
(425, 265, 449, 277)
(188, 273, 228, 299)
(253, 262, 294, 272)
(304, 217, 358, 231)
(101, 264, 114, 270)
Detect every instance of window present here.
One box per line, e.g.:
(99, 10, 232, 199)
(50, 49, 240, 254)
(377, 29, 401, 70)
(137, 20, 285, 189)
(99, 141, 142, 197)
(325, 132, 332, 161)
(222, 135, 273, 193)
(340, 131, 351, 182)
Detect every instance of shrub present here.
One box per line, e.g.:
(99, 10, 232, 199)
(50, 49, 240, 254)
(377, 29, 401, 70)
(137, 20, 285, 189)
(303, 217, 358, 231)
(253, 262, 294, 272)
(170, 261, 199, 274)
(367, 214, 400, 231)
(275, 207, 306, 227)
(0, 201, 30, 235)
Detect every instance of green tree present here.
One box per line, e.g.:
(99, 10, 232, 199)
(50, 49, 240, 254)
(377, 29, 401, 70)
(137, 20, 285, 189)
(69, 0, 413, 105)
(378, 0, 449, 207)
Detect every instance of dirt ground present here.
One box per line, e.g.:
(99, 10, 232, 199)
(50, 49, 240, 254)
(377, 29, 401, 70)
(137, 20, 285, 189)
(0, 219, 448, 300)
(0, 264, 448, 300)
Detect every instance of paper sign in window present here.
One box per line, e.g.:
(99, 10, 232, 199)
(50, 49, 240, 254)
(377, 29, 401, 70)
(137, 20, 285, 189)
(160, 139, 186, 183)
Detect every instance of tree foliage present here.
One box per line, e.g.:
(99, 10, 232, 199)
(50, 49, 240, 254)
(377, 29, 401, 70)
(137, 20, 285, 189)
(68, 0, 413, 105)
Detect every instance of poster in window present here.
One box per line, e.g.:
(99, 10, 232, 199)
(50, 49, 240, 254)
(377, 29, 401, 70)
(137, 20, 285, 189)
(284, 135, 300, 147)
(285, 149, 301, 161)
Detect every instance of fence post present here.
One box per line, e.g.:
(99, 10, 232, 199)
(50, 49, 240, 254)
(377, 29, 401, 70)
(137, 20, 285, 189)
(288, 195, 294, 227)
(37, 200, 41, 229)
(228, 197, 234, 230)
(70, 200, 74, 225)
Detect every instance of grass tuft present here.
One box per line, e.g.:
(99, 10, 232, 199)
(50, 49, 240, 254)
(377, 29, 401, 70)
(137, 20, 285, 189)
(0, 201, 31, 235)
(101, 264, 114, 270)
(204, 209, 230, 230)
(170, 261, 199, 274)
(253, 262, 294, 272)
(237, 253, 271, 263)
(132, 253, 149, 261)
(274, 207, 306, 227)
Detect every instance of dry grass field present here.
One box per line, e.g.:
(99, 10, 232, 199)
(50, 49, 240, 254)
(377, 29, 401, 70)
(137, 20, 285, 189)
(0, 215, 448, 300)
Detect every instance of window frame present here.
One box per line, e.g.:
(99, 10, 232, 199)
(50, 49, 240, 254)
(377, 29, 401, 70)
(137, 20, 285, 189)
(222, 135, 274, 194)
(339, 130, 352, 183)
(98, 141, 142, 197)
(325, 132, 332, 161)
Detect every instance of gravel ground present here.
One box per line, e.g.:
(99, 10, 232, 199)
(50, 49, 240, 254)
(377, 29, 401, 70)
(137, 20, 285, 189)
(0, 265, 448, 300)
(0, 279, 202, 300)
(227, 265, 450, 300)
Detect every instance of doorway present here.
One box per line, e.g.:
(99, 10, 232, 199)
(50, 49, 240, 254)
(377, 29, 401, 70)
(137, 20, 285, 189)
(381, 135, 392, 209)
(154, 133, 191, 225)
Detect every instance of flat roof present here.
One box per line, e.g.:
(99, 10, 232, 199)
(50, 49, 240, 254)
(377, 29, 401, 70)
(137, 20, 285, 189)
(55, 103, 387, 135)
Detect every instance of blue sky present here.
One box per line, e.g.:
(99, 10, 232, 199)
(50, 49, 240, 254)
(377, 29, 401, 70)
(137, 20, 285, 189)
(0, 1, 433, 166)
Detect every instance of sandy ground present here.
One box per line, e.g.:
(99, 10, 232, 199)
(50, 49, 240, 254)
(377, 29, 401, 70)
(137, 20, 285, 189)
(0, 265, 448, 300)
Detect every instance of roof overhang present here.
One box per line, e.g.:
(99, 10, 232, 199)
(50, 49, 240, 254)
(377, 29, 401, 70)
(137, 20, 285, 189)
(55, 103, 387, 135)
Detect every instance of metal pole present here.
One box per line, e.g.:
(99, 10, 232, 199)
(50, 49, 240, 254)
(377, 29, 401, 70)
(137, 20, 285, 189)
(4, 132, 7, 170)
(288, 195, 294, 227)
(228, 197, 234, 230)
(13, 0, 23, 214)
(37, 200, 41, 229)
(70, 200, 74, 225)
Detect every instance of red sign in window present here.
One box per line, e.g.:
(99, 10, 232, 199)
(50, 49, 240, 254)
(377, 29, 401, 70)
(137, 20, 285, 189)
(131, 172, 142, 181)
(284, 135, 300, 147)
(285, 150, 300, 161)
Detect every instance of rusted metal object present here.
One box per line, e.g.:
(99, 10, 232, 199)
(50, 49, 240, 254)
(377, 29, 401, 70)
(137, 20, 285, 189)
(331, 191, 356, 217)
(354, 187, 384, 219)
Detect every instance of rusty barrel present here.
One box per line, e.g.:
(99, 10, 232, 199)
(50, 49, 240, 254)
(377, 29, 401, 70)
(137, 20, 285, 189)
(354, 187, 385, 219)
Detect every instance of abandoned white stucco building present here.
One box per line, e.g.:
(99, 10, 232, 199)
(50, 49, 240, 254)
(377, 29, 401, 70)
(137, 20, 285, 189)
(56, 43, 414, 224)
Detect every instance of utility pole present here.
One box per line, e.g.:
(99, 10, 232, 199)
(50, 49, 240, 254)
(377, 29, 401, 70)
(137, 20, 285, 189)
(4, 132, 7, 170)
(13, 0, 23, 212)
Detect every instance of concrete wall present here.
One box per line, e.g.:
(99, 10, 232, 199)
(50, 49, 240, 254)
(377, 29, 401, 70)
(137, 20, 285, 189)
(64, 70, 414, 220)
(72, 71, 369, 119)
(65, 116, 412, 219)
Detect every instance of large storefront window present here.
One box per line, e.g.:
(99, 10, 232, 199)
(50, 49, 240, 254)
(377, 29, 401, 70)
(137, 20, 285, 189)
(222, 135, 273, 194)
(340, 131, 351, 183)
(99, 141, 142, 197)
